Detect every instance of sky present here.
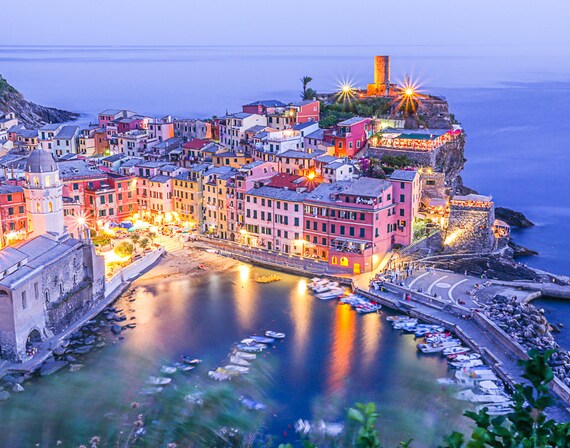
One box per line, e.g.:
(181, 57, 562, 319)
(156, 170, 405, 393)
(2, 0, 570, 47)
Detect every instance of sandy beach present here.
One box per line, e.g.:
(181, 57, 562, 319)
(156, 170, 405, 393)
(133, 246, 241, 286)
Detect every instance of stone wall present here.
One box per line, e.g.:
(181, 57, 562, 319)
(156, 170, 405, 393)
(445, 204, 495, 253)
(365, 145, 438, 167)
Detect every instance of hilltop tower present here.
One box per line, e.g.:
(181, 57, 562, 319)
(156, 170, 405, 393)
(23, 145, 65, 238)
(367, 55, 391, 96)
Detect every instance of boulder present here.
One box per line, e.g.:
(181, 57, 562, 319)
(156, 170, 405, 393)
(12, 384, 24, 392)
(111, 325, 123, 335)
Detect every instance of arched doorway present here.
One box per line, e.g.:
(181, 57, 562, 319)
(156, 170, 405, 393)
(26, 329, 42, 357)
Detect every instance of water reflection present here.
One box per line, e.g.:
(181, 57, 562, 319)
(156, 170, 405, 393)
(327, 304, 356, 395)
(234, 265, 258, 331)
(290, 278, 313, 372)
(361, 314, 382, 371)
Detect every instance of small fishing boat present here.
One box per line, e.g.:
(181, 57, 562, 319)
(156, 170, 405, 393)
(455, 367, 498, 386)
(449, 359, 484, 369)
(476, 402, 514, 416)
(160, 365, 177, 374)
(309, 278, 329, 290)
(234, 351, 257, 360)
(442, 346, 471, 357)
(240, 396, 267, 411)
(313, 283, 336, 294)
(230, 355, 251, 367)
(417, 340, 461, 353)
(140, 386, 164, 395)
(265, 331, 285, 339)
(250, 335, 275, 344)
(415, 326, 446, 337)
(208, 370, 232, 381)
(316, 287, 345, 300)
(454, 381, 510, 403)
(215, 367, 240, 376)
(146, 376, 172, 386)
(386, 315, 413, 322)
(224, 364, 249, 374)
(356, 303, 382, 314)
(236, 343, 265, 352)
(181, 356, 202, 365)
(447, 352, 481, 361)
(174, 362, 196, 372)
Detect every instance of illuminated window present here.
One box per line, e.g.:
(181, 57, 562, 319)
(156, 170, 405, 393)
(45, 176, 51, 187)
(48, 202, 53, 212)
(36, 202, 40, 213)
(340, 257, 349, 267)
(33, 177, 39, 187)
(331, 256, 338, 265)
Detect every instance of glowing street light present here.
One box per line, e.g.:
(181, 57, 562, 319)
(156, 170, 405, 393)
(335, 80, 357, 103)
(392, 75, 426, 115)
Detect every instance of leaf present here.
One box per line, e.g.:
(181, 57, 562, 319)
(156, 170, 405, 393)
(348, 407, 365, 424)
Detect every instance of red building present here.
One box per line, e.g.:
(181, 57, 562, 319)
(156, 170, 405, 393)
(0, 185, 27, 247)
(295, 100, 320, 123)
(242, 100, 287, 115)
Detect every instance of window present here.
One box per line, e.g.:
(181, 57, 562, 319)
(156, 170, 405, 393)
(360, 228, 365, 238)
(331, 224, 336, 234)
(19, 206, 24, 214)
(400, 194, 405, 202)
(8, 207, 13, 215)
(294, 204, 299, 212)
(340, 257, 349, 267)
(340, 226, 345, 235)
(45, 176, 51, 187)
(7, 194, 12, 202)
(34, 283, 38, 300)
(322, 223, 326, 232)
(306, 220, 310, 230)
(400, 209, 405, 217)
(22, 291, 27, 309)
(48, 202, 53, 212)
(349, 227, 355, 236)
(331, 256, 338, 265)
(45, 290, 50, 303)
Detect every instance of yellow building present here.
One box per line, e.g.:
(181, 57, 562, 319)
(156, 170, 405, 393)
(172, 164, 209, 228)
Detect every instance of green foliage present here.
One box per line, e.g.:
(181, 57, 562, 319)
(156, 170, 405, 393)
(348, 402, 381, 448)
(380, 154, 417, 169)
(300, 76, 316, 100)
(114, 241, 134, 258)
(91, 233, 111, 246)
(440, 349, 570, 448)
(130, 233, 140, 245)
(319, 98, 391, 128)
(139, 237, 150, 250)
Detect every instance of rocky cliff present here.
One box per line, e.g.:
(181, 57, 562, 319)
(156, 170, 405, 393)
(0, 75, 79, 128)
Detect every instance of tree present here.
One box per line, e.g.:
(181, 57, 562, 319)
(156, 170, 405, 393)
(139, 237, 150, 251)
(130, 233, 140, 246)
(114, 241, 134, 259)
(300, 75, 313, 98)
(91, 233, 111, 247)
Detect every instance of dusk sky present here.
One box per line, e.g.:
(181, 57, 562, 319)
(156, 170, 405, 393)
(3, 0, 570, 47)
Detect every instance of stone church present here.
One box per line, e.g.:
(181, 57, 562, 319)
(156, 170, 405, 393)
(0, 146, 105, 361)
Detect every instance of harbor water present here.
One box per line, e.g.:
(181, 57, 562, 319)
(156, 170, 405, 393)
(0, 266, 469, 446)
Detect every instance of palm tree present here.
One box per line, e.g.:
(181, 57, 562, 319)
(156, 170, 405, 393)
(300, 76, 314, 99)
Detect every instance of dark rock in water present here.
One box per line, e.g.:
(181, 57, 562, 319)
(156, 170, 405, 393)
(53, 347, 66, 356)
(111, 324, 123, 335)
(0, 391, 10, 401)
(65, 355, 78, 363)
(105, 313, 118, 321)
(117, 315, 127, 322)
(84, 335, 96, 345)
(72, 345, 94, 355)
(40, 360, 68, 376)
(494, 295, 509, 304)
(508, 240, 538, 257)
(496, 207, 534, 228)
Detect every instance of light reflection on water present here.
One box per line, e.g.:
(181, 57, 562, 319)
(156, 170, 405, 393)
(0, 264, 470, 447)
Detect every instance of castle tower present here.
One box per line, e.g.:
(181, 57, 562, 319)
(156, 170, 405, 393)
(23, 146, 65, 238)
(367, 55, 391, 96)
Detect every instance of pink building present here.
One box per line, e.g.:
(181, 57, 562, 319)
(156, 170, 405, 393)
(243, 185, 307, 254)
(303, 177, 398, 274)
(388, 170, 421, 246)
(329, 117, 372, 158)
(233, 161, 278, 232)
(242, 100, 287, 115)
(295, 100, 320, 123)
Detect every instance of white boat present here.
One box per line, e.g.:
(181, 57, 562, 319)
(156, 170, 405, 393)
(140, 386, 164, 395)
(442, 346, 471, 357)
(234, 351, 257, 360)
(418, 340, 460, 353)
(476, 402, 514, 415)
(392, 319, 418, 329)
(448, 353, 481, 362)
(454, 381, 509, 403)
(356, 303, 382, 314)
(265, 331, 285, 339)
(241, 338, 257, 345)
(455, 368, 499, 387)
(230, 356, 251, 367)
(224, 364, 249, 373)
(146, 376, 172, 386)
(309, 278, 328, 290)
(387, 315, 413, 322)
(160, 365, 177, 374)
(250, 335, 274, 344)
(236, 343, 265, 352)
(240, 396, 267, 411)
(449, 359, 484, 369)
(208, 370, 232, 381)
(316, 287, 345, 300)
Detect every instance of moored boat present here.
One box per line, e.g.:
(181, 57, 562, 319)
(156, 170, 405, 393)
(250, 335, 275, 344)
(146, 376, 172, 386)
(265, 330, 285, 339)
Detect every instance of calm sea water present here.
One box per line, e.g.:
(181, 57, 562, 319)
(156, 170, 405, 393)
(0, 267, 469, 447)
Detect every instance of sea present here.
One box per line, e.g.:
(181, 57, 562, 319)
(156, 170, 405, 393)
(0, 44, 569, 445)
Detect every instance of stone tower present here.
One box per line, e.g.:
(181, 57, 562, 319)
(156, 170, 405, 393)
(367, 55, 391, 96)
(23, 146, 65, 238)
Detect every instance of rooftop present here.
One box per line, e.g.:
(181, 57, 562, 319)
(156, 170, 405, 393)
(278, 149, 324, 160)
(247, 185, 307, 202)
(389, 169, 419, 182)
(55, 126, 80, 140)
(337, 116, 369, 127)
(182, 138, 210, 150)
(149, 174, 171, 183)
(243, 100, 287, 108)
(58, 159, 104, 179)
